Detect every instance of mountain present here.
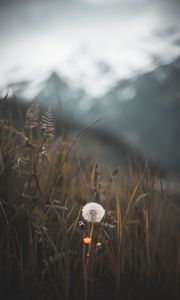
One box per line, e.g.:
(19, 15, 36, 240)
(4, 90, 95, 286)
(8, 71, 88, 119)
(90, 57, 180, 175)
(4, 57, 180, 176)
(34, 72, 86, 111)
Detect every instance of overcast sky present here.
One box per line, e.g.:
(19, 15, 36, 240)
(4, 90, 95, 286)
(0, 0, 180, 96)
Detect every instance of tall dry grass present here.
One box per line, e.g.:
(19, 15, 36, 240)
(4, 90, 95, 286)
(0, 102, 180, 300)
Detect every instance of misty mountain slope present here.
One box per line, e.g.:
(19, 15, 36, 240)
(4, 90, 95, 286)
(92, 57, 180, 174)
(3, 57, 180, 175)
(34, 72, 86, 111)
(7, 71, 88, 119)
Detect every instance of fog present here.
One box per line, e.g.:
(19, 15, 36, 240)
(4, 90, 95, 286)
(0, 0, 180, 95)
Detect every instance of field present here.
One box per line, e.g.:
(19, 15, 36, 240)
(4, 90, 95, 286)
(0, 101, 180, 300)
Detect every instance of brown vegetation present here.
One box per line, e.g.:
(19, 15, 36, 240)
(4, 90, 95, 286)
(0, 100, 180, 300)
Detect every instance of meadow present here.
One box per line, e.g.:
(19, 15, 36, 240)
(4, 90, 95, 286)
(0, 100, 180, 300)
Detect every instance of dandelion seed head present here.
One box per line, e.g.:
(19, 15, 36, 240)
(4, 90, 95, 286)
(82, 202, 105, 223)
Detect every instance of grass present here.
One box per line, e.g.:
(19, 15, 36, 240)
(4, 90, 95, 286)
(0, 101, 180, 300)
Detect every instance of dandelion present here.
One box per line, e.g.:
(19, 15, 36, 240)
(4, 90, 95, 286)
(95, 242, 104, 254)
(82, 202, 105, 223)
(81, 203, 105, 299)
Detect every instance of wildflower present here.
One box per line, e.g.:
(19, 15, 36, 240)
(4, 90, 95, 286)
(95, 242, 104, 254)
(82, 202, 105, 223)
(83, 237, 92, 245)
(78, 221, 86, 230)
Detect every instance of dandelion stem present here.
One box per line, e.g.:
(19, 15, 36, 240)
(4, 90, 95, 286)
(83, 242, 88, 300)
(86, 223, 94, 262)
(83, 222, 95, 300)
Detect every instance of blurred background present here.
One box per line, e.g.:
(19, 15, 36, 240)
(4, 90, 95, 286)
(0, 0, 180, 189)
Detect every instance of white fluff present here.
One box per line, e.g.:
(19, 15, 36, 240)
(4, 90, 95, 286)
(82, 202, 105, 223)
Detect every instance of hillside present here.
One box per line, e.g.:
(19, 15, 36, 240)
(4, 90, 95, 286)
(3, 57, 180, 176)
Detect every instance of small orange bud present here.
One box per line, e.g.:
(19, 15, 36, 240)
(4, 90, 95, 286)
(83, 237, 92, 245)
